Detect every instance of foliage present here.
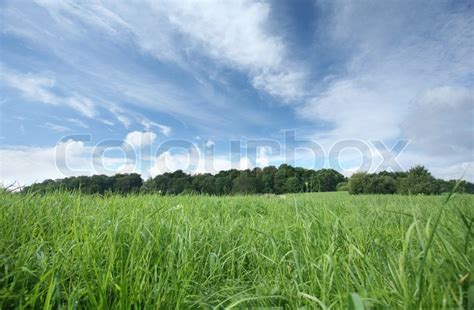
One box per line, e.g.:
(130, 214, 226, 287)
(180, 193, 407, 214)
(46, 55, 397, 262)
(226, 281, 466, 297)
(310, 168, 346, 192)
(232, 174, 258, 194)
(397, 166, 440, 195)
(23, 165, 473, 196)
(23, 165, 346, 196)
(24, 173, 143, 195)
(348, 172, 370, 194)
(348, 166, 473, 195)
(336, 181, 349, 191)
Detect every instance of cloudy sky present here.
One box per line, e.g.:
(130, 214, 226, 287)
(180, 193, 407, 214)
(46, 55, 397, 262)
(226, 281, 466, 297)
(1, 0, 473, 186)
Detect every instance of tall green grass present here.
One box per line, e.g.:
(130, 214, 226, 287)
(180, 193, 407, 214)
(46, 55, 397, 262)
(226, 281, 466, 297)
(0, 192, 472, 308)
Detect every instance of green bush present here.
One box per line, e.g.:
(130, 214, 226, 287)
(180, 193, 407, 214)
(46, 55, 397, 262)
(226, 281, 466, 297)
(336, 181, 349, 191)
(348, 166, 441, 195)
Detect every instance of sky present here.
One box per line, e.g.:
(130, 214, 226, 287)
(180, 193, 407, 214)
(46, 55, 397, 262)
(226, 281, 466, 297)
(1, 0, 473, 186)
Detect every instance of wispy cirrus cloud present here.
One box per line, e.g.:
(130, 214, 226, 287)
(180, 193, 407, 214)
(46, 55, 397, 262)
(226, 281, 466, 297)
(140, 118, 171, 136)
(9, 0, 306, 103)
(1, 68, 97, 118)
(43, 122, 71, 133)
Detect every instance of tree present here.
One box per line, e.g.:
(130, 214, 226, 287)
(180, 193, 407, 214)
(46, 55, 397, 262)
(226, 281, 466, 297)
(151, 175, 170, 194)
(24, 164, 468, 197)
(348, 172, 370, 194)
(273, 165, 294, 194)
(215, 176, 233, 195)
(258, 166, 277, 193)
(284, 176, 304, 193)
(191, 174, 209, 193)
(368, 175, 397, 194)
(232, 175, 257, 194)
(200, 175, 216, 195)
(113, 173, 143, 194)
(310, 169, 345, 192)
(398, 166, 440, 195)
(151, 170, 189, 195)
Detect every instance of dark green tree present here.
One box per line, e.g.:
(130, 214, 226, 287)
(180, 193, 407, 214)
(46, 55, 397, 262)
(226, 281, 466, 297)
(258, 166, 277, 193)
(398, 166, 440, 195)
(232, 175, 257, 194)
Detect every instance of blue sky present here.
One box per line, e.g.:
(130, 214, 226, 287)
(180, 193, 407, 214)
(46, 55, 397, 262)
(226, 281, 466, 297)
(1, 0, 473, 185)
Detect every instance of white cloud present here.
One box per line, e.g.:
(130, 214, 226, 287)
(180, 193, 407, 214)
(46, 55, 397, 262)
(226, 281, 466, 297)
(2, 71, 57, 104)
(296, 1, 474, 179)
(156, 124, 171, 136)
(1, 0, 309, 143)
(116, 115, 132, 128)
(429, 162, 473, 182)
(67, 118, 89, 129)
(24, 0, 305, 103)
(66, 96, 96, 118)
(238, 157, 253, 170)
(205, 139, 215, 148)
(2, 0, 473, 183)
(161, 0, 283, 70)
(140, 118, 172, 136)
(147, 147, 255, 177)
(123, 131, 157, 149)
(0, 140, 141, 187)
(149, 151, 191, 176)
(256, 147, 269, 167)
(99, 119, 115, 127)
(2, 69, 97, 118)
(396, 151, 473, 182)
(0, 140, 89, 187)
(252, 70, 306, 102)
(400, 86, 473, 159)
(298, 77, 403, 141)
(43, 122, 71, 133)
(108, 105, 132, 128)
(158, 0, 306, 101)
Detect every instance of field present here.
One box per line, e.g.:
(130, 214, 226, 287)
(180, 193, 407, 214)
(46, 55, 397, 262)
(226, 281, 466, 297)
(1, 191, 473, 309)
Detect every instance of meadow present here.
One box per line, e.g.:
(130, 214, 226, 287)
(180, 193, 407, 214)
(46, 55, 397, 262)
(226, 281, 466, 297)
(0, 191, 472, 309)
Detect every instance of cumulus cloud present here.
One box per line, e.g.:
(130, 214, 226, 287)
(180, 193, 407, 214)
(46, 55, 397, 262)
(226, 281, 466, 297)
(147, 146, 255, 177)
(0, 140, 140, 187)
(298, 77, 403, 141)
(297, 0, 474, 179)
(256, 147, 270, 167)
(0, 140, 89, 187)
(149, 151, 193, 176)
(400, 86, 473, 159)
(123, 131, 157, 149)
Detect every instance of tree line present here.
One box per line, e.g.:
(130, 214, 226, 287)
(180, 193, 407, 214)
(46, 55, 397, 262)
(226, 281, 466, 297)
(347, 166, 474, 195)
(22, 164, 473, 195)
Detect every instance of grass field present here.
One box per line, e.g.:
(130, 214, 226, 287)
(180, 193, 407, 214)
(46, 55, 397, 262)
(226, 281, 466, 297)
(1, 191, 473, 309)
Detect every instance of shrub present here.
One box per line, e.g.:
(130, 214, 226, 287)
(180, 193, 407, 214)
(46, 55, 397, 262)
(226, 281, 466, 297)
(348, 173, 370, 194)
(336, 181, 349, 191)
(397, 166, 440, 195)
